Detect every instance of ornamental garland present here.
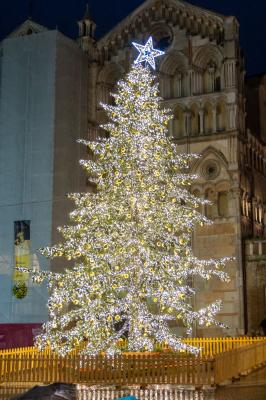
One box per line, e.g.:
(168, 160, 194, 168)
(13, 282, 28, 299)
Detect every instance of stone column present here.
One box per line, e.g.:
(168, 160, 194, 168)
(212, 106, 217, 133)
(184, 111, 191, 137)
(199, 109, 204, 135)
(207, 63, 215, 92)
(227, 104, 237, 130)
(188, 69, 193, 96)
(263, 209, 266, 238)
(224, 59, 236, 88)
(168, 118, 174, 138)
(176, 73, 182, 98)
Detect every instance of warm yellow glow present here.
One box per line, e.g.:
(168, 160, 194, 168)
(31, 64, 230, 357)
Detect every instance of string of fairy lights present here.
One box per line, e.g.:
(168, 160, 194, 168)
(28, 37, 230, 356)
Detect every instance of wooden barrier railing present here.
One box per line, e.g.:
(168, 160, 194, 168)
(214, 340, 266, 384)
(143, 337, 265, 356)
(0, 352, 214, 386)
(0, 337, 263, 357)
(1, 338, 266, 387)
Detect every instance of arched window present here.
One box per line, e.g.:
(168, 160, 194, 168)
(215, 76, 221, 91)
(160, 74, 171, 99)
(254, 203, 258, 222)
(241, 193, 245, 216)
(259, 204, 263, 223)
(205, 189, 216, 218)
(204, 103, 213, 134)
(216, 102, 226, 132)
(204, 62, 216, 93)
(172, 106, 184, 138)
(97, 64, 124, 105)
(159, 50, 188, 99)
(203, 61, 221, 94)
(172, 73, 183, 98)
(191, 105, 200, 136)
(192, 70, 203, 95)
(218, 192, 229, 217)
(248, 197, 252, 218)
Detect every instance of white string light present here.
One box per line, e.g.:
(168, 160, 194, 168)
(132, 36, 165, 69)
(32, 64, 230, 357)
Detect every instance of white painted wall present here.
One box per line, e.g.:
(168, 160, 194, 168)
(0, 31, 58, 323)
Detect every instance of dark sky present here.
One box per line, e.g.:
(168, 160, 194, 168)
(0, 0, 265, 76)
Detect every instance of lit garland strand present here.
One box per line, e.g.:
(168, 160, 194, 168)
(32, 65, 230, 356)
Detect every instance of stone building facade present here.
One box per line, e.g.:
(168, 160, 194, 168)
(79, 0, 266, 336)
(243, 75, 266, 333)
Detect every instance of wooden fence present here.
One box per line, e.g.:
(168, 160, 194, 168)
(143, 337, 265, 356)
(0, 337, 266, 388)
(0, 336, 263, 357)
(0, 352, 214, 386)
(214, 340, 266, 384)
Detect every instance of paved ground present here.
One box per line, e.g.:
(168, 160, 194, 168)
(215, 366, 266, 400)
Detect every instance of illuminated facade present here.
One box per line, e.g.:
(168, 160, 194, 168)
(81, 0, 266, 336)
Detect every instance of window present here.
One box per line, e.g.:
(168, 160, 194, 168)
(218, 192, 229, 217)
(13, 221, 31, 298)
(215, 76, 221, 91)
(205, 189, 216, 218)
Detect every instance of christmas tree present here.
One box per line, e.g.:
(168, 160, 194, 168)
(32, 60, 230, 356)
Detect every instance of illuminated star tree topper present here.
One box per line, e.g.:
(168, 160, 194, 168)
(132, 36, 165, 69)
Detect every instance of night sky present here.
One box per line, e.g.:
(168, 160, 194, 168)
(0, 0, 265, 76)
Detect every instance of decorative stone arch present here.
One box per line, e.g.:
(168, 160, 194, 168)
(190, 103, 200, 136)
(192, 147, 231, 219)
(97, 63, 125, 105)
(216, 98, 227, 132)
(194, 45, 224, 94)
(97, 62, 125, 85)
(190, 146, 229, 176)
(160, 50, 188, 75)
(159, 51, 188, 99)
(204, 185, 217, 219)
(203, 101, 213, 134)
(191, 185, 203, 195)
(215, 180, 230, 218)
(187, 99, 202, 109)
(149, 22, 173, 51)
(170, 103, 186, 138)
(215, 180, 230, 192)
(241, 191, 249, 217)
(193, 44, 224, 70)
(257, 200, 264, 224)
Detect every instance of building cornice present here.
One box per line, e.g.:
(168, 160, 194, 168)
(96, 0, 234, 64)
(98, 0, 226, 48)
